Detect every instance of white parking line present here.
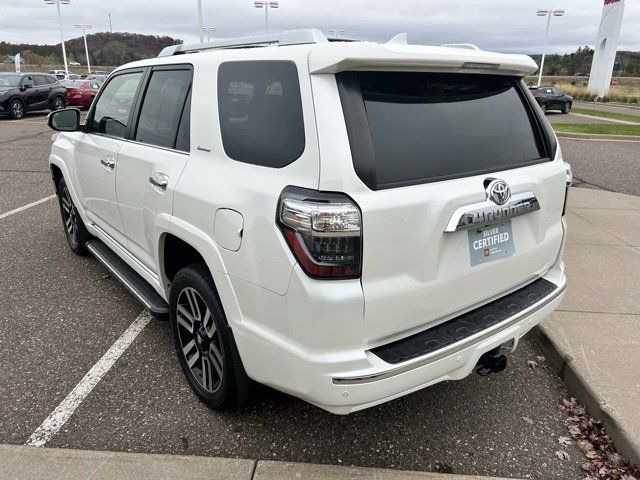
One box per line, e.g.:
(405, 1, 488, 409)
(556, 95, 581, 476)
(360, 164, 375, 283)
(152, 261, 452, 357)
(0, 195, 56, 220)
(25, 311, 152, 447)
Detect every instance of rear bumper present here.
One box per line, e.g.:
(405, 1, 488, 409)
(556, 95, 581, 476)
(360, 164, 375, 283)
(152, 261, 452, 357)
(325, 271, 565, 414)
(232, 260, 566, 414)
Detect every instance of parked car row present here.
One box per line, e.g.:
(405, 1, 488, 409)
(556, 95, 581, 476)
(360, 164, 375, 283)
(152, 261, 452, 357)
(49, 69, 110, 85)
(0, 71, 104, 119)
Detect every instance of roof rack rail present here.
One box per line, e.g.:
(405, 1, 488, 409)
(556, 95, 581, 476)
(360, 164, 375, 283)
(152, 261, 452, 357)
(441, 43, 482, 51)
(158, 28, 328, 57)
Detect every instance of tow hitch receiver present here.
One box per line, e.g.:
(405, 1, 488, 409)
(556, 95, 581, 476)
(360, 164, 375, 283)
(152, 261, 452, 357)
(476, 347, 508, 376)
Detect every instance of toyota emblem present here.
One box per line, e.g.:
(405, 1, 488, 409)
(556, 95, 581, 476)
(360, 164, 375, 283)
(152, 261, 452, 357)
(486, 179, 511, 205)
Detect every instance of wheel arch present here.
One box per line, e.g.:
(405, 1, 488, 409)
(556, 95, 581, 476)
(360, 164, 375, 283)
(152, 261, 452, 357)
(158, 228, 245, 350)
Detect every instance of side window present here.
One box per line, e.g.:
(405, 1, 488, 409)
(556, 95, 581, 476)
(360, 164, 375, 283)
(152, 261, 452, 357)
(218, 61, 305, 168)
(91, 72, 143, 138)
(135, 69, 192, 149)
(175, 89, 191, 152)
(47, 76, 58, 84)
(34, 76, 48, 86)
(22, 75, 34, 88)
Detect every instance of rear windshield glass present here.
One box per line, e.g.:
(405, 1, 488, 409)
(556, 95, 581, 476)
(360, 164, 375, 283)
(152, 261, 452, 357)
(337, 72, 545, 190)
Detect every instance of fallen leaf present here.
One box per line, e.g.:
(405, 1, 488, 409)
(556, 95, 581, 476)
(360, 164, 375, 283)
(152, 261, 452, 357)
(558, 436, 572, 446)
(527, 360, 538, 369)
(522, 416, 534, 425)
(555, 450, 570, 461)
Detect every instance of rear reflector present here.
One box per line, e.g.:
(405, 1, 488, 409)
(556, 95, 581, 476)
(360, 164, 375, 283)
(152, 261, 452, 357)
(562, 161, 573, 216)
(277, 187, 362, 279)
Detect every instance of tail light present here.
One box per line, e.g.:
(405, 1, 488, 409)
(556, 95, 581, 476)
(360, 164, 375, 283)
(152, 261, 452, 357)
(562, 161, 572, 216)
(277, 187, 362, 279)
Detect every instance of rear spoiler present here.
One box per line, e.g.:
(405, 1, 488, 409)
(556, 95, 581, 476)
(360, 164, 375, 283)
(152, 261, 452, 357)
(308, 42, 538, 76)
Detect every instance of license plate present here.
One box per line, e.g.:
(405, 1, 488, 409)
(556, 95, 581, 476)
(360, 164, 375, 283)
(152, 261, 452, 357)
(468, 220, 514, 266)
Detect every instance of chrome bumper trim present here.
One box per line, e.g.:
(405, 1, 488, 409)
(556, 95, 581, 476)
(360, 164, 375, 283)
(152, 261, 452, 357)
(332, 279, 565, 385)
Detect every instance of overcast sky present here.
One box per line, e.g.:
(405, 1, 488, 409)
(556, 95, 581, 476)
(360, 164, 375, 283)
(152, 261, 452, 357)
(4, 0, 639, 54)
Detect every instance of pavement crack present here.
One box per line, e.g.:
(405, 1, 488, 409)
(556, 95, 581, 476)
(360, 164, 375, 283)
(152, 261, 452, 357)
(0, 130, 50, 145)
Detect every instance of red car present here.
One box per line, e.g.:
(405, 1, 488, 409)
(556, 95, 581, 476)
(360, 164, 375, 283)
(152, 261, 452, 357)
(62, 80, 100, 108)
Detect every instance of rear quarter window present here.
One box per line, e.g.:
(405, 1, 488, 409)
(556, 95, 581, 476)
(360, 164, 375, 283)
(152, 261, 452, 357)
(217, 61, 305, 168)
(337, 72, 549, 190)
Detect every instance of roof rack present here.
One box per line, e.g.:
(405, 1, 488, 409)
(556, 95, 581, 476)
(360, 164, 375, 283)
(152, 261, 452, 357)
(158, 28, 328, 57)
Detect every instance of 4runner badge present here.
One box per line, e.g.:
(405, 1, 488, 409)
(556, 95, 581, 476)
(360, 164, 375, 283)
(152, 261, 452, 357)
(486, 179, 511, 205)
(444, 186, 540, 233)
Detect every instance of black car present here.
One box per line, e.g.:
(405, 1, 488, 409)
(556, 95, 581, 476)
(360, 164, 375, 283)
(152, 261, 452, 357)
(529, 86, 573, 114)
(0, 73, 67, 119)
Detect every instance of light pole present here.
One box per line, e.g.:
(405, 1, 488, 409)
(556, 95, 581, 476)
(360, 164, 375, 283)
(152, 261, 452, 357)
(203, 27, 217, 42)
(329, 29, 345, 38)
(197, 0, 204, 43)
(75, 24, 92, 74)
(44, 0, 70, 76)
(536, 8, 565, 86)
(108, 13, 113, 33)
(254, 1, 279, 35)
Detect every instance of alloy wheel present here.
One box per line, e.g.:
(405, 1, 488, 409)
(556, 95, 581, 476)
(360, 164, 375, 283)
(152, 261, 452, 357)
(176, 287, 224, 393)
(11, 101, 23, 119)
(54, 97, 64, 110)
(60, 185, 78, 247)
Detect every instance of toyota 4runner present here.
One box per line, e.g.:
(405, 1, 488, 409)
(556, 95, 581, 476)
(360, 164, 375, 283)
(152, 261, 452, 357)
(47, 30, 570, 414)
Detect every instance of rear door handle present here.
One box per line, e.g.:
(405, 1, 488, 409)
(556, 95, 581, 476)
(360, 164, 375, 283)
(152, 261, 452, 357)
(100, 156, 116, 170)
(149, 172, 169, 190)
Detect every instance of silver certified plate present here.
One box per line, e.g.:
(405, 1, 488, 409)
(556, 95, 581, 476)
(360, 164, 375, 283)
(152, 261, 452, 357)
(468, 220, 514, 266)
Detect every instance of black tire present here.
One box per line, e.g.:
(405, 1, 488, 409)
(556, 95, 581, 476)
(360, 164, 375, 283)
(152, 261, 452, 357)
(170, 263, 253, 410)
(562, 102, 572, 114)
(540, 102, 548, 114)
(57, 177, 91, 255)
(51, 96, 65, 111)
(9, 99, 24, 119)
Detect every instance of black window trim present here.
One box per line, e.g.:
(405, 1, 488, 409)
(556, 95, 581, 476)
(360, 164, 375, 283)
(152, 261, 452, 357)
(336, 72, 557, 191)
(128, 63, 193, 154)
(85, 67, 149, 139)
(217, 59, 306, 169)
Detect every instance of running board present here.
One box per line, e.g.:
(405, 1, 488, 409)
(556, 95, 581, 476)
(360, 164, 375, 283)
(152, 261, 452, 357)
(86, 240, 169, 314)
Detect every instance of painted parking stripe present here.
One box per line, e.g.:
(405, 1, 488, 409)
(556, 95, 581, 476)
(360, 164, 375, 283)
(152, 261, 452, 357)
(25, 311, 152, 447)
(0, 195, 56, 220)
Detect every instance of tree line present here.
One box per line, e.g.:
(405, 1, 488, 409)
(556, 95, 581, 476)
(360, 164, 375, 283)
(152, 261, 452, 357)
(0, 32, 182, 66)
(530, 46, 640, 77)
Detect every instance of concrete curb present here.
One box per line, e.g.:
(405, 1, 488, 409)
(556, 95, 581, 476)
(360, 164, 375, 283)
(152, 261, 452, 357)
(532, 326, 640, 468)
(556, 131, 640, 141)
(0, 444, 520, 480)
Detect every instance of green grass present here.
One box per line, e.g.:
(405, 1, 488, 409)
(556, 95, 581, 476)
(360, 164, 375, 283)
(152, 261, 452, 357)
(572, 107, 640, 123)
(553, 123, 640, 136)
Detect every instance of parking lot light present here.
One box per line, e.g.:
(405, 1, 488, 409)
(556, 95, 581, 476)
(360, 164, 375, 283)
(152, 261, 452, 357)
(202, 27, 217, 43)
(536, 8, 565, 87)
(197, 0, 204, 43)
(254, 0, 279, 35)
(44, 0, 71, 77)
(74, 24, 92, 74)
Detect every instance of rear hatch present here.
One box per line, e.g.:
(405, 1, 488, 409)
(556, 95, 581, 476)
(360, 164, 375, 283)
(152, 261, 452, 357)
(319, 57, 566, 346)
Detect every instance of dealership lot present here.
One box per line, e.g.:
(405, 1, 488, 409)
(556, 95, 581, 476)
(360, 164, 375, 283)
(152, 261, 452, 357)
(1, 113, 638, 479)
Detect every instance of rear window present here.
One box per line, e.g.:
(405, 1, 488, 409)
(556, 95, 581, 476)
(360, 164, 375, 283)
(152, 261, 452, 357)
(337, 72, 547, 190)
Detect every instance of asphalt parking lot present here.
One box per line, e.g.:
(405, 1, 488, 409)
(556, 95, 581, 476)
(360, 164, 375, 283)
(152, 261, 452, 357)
(1, 112, 638, 479)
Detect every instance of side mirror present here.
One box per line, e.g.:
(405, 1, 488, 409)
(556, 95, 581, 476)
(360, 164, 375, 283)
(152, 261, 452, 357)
(48, 108, 81, 132)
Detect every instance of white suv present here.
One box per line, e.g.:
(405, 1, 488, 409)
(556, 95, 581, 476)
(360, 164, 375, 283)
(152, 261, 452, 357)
(47, 30, 569, 414)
